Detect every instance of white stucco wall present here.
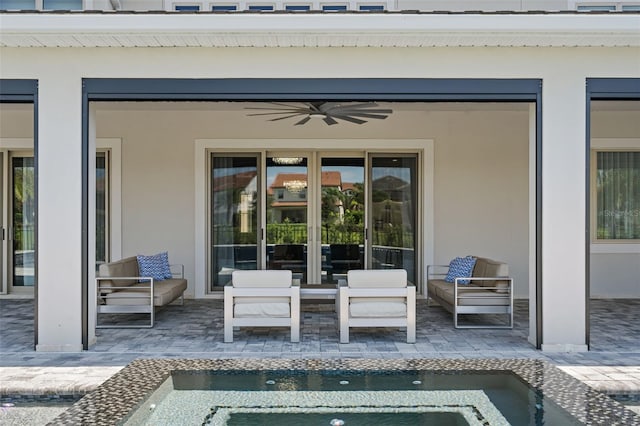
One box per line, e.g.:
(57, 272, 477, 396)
(1, 43, 638, 350)
(93, 105, 530, 299)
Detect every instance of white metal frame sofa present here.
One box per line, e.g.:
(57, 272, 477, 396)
(96, 255, 187, 328)
(224, 270, 300, 343)
(427, 256, 513, 329)
(338, 269, 416, 343)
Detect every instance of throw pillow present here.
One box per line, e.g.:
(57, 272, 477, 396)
(137, 252, 172, 281)
(445, 256, 477, 284)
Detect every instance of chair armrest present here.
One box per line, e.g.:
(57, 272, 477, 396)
(454, 277, 513, 299)
(226, 287, 300, 297)
(170, 264, 184, 279)
(96, 276, 155, 291)
(341, 287, 412, 298)
(427, 264, 450, 279)
(96, 277, 155, 305)
(454, 276, 512, 289)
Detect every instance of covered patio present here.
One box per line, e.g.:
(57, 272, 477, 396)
(2, 298, 639, 367)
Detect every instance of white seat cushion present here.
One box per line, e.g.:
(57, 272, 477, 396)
(234, 302, 291, 318)
(349, 301, 407, 318)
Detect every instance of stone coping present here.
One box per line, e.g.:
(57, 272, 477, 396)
(50, 358, 640, 425)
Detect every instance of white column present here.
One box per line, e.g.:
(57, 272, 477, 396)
(541, 74, 588, 352)
(36, 75, 83, 352)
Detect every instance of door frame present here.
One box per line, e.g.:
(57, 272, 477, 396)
(7, 151, 36, 295)
(198, 140, 427, 294)
(0, 142, 37, 296)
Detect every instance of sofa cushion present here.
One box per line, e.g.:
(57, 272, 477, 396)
(347, 269, 406, 288)
(445, 256, 476, 284)
(137, 252, 172, 281)
(234, 302, 290, 318)
(232, 270, 292, 288)
(98, 256, 139, 293)
(349, 301, 407, 318)
(472, 257, 509, 290)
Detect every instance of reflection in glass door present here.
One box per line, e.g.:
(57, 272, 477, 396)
(96, 152, 109, 271)
(369, 155, 417, 284)
(210, 155, 259, 289)
(266, 156, 308, 284)
(12, 156, 35, 287)
(320, 158, 365, 284)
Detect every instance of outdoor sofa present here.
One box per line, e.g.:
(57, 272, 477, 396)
(96, 255, 187, 328)
(427, 256, 513, 329)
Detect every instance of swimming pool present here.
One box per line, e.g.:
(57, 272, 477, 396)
(51, 359, 640, 425)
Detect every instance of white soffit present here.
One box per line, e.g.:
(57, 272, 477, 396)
(0, 13, 639, 48)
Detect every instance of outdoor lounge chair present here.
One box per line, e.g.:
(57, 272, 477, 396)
(224, 269, 300, 343)
(338, 269, 416, 343)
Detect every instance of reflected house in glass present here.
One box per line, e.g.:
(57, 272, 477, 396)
(212, 162, 258, 286)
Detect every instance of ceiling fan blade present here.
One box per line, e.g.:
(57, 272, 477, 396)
(323, 116, 339, 125)
(264, 102, 308, 109)
(317, 102, 342, 112)
(327, 103, 389, 113)
(331, 114, 367, 125)
(337, 112, 389, 120)
(295, 116, 312, 126)
(329, 102, 380, 110)
(335, 108, 393, 114)
(246, 110, 306, 116)
(269, 113, 306, 121)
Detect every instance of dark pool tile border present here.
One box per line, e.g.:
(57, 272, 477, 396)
(51, 358, 640, 426)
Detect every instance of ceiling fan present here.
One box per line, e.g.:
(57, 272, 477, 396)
(245, 101, 392, 125)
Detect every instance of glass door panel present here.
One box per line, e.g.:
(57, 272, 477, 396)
(320, 157, 365, 284)
(96, 152, 108, 271)
(266, 157, 308, 284)
(211, 155, 259, 290)
(369, 155, 417, 284)
(12, 156, 35, 287)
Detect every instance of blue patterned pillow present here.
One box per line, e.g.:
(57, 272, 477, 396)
(137, 252, 172, 281)
(445, 256, 477, 284)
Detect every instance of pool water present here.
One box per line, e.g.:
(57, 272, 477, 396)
(127, 370, 582, 425)
(227, 412, 467, 426)
(0, 400, 78, 426)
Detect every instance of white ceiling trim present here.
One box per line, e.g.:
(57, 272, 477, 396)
(1, 13, 639, 47)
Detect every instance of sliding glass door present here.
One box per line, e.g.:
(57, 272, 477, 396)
(265, 156, 309, 284)
(208, 151, 419, 291)
(320, 157, 365, 284)
(96, 151, 109, 270)
(369, 155, 418, 285)
(210, 155, 260, 288)
(11, 156, 35, 287)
